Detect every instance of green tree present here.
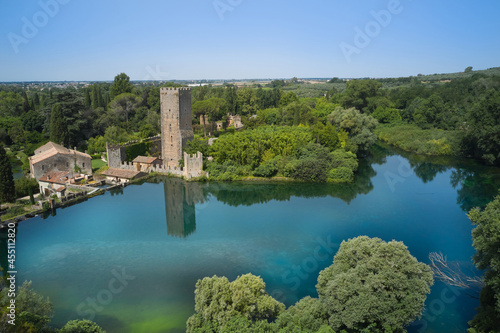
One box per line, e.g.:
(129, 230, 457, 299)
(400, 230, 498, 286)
(372, 106, 402, 124)
(223, 84, 238, 114)
(340, 79, 382, 113)
(103, 126, 130, 144)
(463, 90, 500, 166)
(108, 93, 141, 130)
(0, 91, 23, 117)
(279, 91, 299, 107)
(316, 236, 433, 332)
(0, 145, 15, 203)
(282, 101, 314, 126)
(192, 98, 226, 136)
(22, 91, 30, 113)
(110, 73, 133, 98)
(0, 280, 54, 332)
(468, 195, 500, 332)
(311, 122, 340, 151)
(412, 94, 446, 129)
(15, 176, 39, 199)
(327, 107, 378, 154)
(186, 274, 285, 332)
(59, 319, 106, 333)
(49, 103, 69, 146)
(236, 87, 258, 115)
(91, 85, 101, 109)
(22, 109, 45, 132)
(274, 297, 330, 332)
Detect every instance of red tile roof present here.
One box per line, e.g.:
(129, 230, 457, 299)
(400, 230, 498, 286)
(38, 171, 73, 184)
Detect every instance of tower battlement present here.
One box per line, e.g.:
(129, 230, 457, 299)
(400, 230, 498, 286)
(160, 87, 191, 92)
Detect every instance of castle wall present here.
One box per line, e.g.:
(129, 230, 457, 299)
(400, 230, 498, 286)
(183, 152, 204, 179)
(105, 88, 204, 180)
(106, 143, 126, 168)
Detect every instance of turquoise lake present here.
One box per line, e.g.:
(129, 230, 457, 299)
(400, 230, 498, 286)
(2, 143, 500, 332)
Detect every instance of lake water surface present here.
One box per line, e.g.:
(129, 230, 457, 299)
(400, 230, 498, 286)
(2, 144, 500, 332)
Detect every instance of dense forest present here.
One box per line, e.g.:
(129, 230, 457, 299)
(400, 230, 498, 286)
(1, 67, 499, 185)
(1, 68, 500, 332)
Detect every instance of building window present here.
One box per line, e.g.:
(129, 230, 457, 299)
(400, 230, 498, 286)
(66, 162, 69, 167)
(171, 136, 173, 143)
(42, 165, 45, 170)
(82, 163, 85, 168)
(169, 124, 171, 131)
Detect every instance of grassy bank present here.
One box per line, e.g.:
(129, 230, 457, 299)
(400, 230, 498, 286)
(375, 124, 463, 156)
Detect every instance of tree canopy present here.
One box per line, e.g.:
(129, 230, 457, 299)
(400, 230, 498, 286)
(186, 236, 433, 333)
(316, 236, 434, 332)
(186, 274, 285, 332)
(468, 195, 500, 332)
(0, 144, 15, 203)
(110, 73, 133, 98)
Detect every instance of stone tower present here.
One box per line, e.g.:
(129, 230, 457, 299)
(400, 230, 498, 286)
(160, 87, 194, 167)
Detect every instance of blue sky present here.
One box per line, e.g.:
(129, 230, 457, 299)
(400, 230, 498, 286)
(1, 0, 499, 81)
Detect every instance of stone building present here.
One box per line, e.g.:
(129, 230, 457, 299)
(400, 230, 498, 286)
(37, 171, 92, 198)
(105, 88, 206, 179)
(29, 142, 92, 180)
(106, 136, 162, 169)
(228, 114, 243, 129)
(132, 156, 161, 172)
(160, 87, 194, 167)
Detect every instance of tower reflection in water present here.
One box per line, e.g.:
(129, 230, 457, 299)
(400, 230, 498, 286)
(163, 177, 205, 238)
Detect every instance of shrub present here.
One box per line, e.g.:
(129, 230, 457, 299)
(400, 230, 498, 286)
(328, 167, 354, 183)
(60, 319, 106, 333)
(291, 159, 328, 182)
(15, 176, 39, 198)
(253, 158, 279, 178)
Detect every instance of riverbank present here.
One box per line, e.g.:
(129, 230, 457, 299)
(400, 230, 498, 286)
(0, 184, 122, 228)
(375, 123, 463, 156)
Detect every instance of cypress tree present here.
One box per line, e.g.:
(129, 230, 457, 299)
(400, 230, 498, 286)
(84, 88, 91, 108)
(22, 91, 30, 113)
(92, 84, 99, 109)
(104, 92, 110, 110)
(50, 103, 69, 146)
(97, 86, 104, 108)
(0, 145, 15, 203)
